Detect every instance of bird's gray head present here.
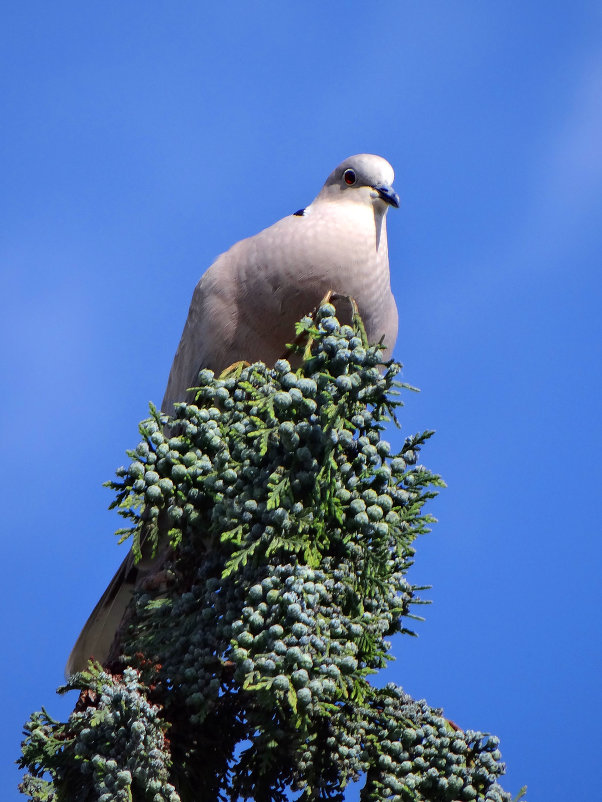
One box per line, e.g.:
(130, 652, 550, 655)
(316, 154, 400, 209)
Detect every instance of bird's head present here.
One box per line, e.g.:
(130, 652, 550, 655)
(317, 153, 400, 211)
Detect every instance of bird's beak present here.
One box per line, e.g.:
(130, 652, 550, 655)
(373, 184, 400, 208)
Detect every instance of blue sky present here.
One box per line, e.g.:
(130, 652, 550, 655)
(2, 3, 601, 799)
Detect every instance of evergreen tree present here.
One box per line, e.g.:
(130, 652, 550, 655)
(19, 302, 524, 802)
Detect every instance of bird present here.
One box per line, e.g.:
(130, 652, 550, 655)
(66, 153, 399, 676)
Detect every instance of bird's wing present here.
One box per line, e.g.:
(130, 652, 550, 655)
(65, 551, 137, 677)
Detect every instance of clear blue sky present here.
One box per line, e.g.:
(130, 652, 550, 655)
(3, 3, 601, 799)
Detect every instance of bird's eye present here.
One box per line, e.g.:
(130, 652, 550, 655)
(343, 168, 356, 186)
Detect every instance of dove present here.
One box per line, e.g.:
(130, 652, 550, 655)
(66, 153, 399, 676)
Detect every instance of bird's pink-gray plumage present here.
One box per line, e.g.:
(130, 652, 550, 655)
(162, 153, 398, 410)
(66, 153, 399, 676)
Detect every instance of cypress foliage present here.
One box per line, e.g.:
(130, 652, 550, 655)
(19, 303, 523, 801)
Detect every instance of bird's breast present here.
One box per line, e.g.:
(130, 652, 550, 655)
(232, 203, 396, 359)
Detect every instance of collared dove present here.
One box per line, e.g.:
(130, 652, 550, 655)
(66, 153, 399, 676)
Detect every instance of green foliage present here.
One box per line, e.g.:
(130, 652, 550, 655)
(19, 663, 177, 802)
(19, 304, 522, 801)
